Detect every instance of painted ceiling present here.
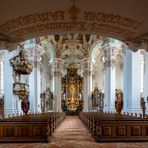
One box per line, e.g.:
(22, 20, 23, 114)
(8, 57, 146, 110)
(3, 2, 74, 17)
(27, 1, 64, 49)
(45, 34, 100, 63)
(34, 34, 123, 71)
(0, 0, 148, 51)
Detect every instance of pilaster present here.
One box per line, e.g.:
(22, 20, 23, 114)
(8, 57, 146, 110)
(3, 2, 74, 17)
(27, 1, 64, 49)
(143, 51, 148, 113)
(51, 58, 64, 112)
(122, 44, 141, 113)
(81, 58, 94, 112)
(27, 44, 44, 113)
(103, 44, 117, 111)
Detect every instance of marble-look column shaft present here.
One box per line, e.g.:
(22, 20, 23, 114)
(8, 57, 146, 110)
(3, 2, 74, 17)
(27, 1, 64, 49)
(103, 44, 116, 111)
(143, 51, 148, 114)
(3, 50, 21, 114)
(51, 58, 64, 112)
(29, 62, 41, 113)
(82, 58, 93, 112)
(122, 45, 141, 113)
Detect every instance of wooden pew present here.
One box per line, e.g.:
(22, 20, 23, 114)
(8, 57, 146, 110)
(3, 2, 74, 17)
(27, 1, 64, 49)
(79, 112, 148, 142)
(0, 112, 66, 143)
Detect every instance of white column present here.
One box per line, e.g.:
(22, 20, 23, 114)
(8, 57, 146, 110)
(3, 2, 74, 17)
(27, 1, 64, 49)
(122, 46, 132, 112)
(53, 72, 62, 112)
(27, 44, 44, 113)
(103, 44, 116, 112)
(143, 51, 148, 113)
(51, 58, 64, 112)
(116, 65, 123, 90)
(3, 50, 20, 115)
(131, 50, 141, 113)
(29, 63, 41, 113)
(82, 58, 93, 112)
(122, 45, 141, 113)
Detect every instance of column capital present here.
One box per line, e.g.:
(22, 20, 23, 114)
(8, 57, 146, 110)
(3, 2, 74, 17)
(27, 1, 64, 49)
(80, 58, 95, 77)
(50, 58, 66, 77)
(102, 44, 121, 69)
(83, 70, 91, 77)
(0, 50, 5, 61)
(121, 43, 129, 56)
(26, 44, 45, 62)
(81, 58, 95, 70)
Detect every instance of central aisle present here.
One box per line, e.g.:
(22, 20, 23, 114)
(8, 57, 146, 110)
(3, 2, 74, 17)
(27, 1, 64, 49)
(49, 116, 99, 147)
(0, 116, 147, 148)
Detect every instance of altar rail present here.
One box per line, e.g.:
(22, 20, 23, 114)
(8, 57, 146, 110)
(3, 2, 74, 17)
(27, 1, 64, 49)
(0, 112, 66, 143)
(79, 112, 148, 142)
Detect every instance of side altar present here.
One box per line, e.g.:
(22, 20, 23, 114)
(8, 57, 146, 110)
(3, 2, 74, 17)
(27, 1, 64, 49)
(61, 67, 83, 115)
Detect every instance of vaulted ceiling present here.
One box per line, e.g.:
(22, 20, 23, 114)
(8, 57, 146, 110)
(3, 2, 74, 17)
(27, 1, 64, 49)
(0, 0, 148, 51)
(43, 34, 100, 62)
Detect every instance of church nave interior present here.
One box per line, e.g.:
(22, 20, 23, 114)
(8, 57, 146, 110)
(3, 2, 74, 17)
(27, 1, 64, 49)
(0, 0, 148, 147)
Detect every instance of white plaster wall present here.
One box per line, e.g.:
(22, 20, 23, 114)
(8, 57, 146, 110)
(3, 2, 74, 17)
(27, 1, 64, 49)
(123, 49, 141, 113)
(29, 66, 41, 113)
(116, 66, 123, 90)
(143, 52, 148, 114)
(104, 66, 116, 111)
(4, 50, 21, 115)
(131, 50, 141, 112)
(92, 70, 104, 91)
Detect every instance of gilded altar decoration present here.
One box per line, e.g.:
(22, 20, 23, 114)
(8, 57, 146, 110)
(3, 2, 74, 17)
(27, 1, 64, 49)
(91, 87, 104, 111)
(13, 82, 30, 115)
(61, 66, 83, 113)
(10, 50, 33, 75)
(115, 89, 123, 114)
(10, 48, 32, 114)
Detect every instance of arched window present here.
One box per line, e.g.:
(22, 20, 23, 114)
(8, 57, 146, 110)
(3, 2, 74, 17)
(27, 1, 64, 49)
(140, 51, 144, 93)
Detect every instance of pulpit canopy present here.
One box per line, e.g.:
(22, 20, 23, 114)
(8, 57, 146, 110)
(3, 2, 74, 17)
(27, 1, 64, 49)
(10, 50, 33, 75)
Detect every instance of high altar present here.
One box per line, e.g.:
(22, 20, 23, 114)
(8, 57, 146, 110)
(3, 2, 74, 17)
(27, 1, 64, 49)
(61, 67, 83, 113)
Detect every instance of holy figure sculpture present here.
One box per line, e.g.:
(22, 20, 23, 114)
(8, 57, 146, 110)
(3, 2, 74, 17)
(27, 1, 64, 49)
(68, 84, 77, 110)
(69, 84, 76, 99)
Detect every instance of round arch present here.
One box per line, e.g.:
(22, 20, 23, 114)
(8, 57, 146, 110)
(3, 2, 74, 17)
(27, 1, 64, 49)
(0, 0, 148, 51)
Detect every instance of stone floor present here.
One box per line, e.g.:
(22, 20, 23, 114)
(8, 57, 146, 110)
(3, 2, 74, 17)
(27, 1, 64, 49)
(0, 116, 148, 148)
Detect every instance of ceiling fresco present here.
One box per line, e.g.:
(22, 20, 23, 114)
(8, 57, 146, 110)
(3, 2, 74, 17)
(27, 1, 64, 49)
(49, 34, 100, 62)
(32, 34, 123, 72)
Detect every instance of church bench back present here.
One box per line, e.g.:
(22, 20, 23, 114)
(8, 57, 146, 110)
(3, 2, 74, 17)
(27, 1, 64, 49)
(0, 112, 66, 143)
(79, 112, 148, 142)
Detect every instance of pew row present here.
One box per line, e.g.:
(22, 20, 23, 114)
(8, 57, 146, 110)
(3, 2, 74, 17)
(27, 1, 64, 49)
(79, 112, 148, 142)
(0, 112, 66, 143)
